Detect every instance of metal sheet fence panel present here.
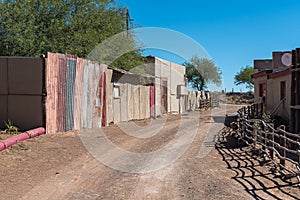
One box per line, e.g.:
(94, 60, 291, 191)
(145, 86, 150, 119)
(82, 61, 101, 128)
(101, 66, 107, 126)
(128, 83, 133, 120)
(150, 86, 155, 118)
(0, 58, 8, 95)
(0, 95, 8, 130)
(133, 85, 140, 120)
(46, 53, 61, 133)
(120, 83, 129, 122)
(81, 61, 89, 128)
(139, 86, 145, 119)
(8, 95, 43, 131)
(106, 69, 114, 124)
(65, 57, 77, 131)
(92, 62, 101, 128)
(8, 58, 44, 95)
(74, 58, 85, 130)
(56, 57, 67, 132)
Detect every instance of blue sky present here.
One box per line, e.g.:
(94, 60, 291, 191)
(118, 0, 300, 92)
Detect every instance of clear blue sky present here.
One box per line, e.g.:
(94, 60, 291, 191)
(118, 0, 300, 92)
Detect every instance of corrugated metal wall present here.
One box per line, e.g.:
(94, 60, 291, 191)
(0, 52, 157, 133)
(46, 53, 107, 133)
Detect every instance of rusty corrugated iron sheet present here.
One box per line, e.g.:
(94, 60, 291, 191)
(57, 57, 67, 132)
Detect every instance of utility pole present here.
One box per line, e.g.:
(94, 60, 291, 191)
(126, 8, 133, 37)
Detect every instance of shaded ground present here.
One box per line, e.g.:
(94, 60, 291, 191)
(0, 104, 299, 200)
(215, 132, 300, 200)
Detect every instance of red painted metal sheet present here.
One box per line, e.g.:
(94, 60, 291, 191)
(46, 53, 62, 133)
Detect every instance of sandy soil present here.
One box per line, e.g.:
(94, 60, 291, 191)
(0, 105, 299, 200)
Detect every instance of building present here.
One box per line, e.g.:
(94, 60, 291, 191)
(147, 56, 188, 116)
(252, 48, 300, 134)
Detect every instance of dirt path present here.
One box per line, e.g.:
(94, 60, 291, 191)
(0, 104, 299, 200)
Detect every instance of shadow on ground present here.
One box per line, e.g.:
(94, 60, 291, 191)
(215, 116, 300, 200)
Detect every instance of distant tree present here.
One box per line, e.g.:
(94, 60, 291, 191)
(234, 66, 254, 89)
(184, 56, 222, 91)
(0, 0, 144, 70)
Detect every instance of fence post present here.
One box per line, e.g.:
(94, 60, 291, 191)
(260, 103, 263, 118)
(256, 104, 259, 118)
(247, 106, 251, 119)
(261, 121, 266, 151)
(253, 125, 257, 147)
(270, 127, 274, 160)
(298, 150, 300, 165)
(279, 130, 286, 169)
(200, 100, 202, 110)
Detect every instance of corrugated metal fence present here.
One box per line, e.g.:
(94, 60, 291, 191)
(46, 53, 107, 133)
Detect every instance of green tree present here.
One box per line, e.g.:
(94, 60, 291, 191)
(234, 66, 254, 89)
(184, 56, 222, 91)
(0, 0, 144, 70)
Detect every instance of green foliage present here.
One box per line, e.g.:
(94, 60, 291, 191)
(0, 0, 143, 70)
(184, 56, 222, 91)
(4, 120, 19, 134)
(234, 66, 254, 89)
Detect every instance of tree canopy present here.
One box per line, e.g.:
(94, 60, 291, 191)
(0, 0, 145, 70)
(234, 66, 254, 89)
(184, 56, 222, 91)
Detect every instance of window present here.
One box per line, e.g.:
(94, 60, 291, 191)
(113, 85, 120, 98)
(280, 81, 286, 100)
(259, 83, 266, 103)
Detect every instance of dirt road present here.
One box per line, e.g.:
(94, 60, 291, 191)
(0, 104, 299, 200)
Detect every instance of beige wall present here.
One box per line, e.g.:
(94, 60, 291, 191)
(111, 83, 151, 123)
(267, 75, 291, 119)
(253, 73, 291, 120)
(253, 76, 267, 103)
(154, 57, 187, 115)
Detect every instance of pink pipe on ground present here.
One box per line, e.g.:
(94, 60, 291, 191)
(0, 127, 46, 151)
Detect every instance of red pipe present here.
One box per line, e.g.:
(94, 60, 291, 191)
(0, 127, 45, 151)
